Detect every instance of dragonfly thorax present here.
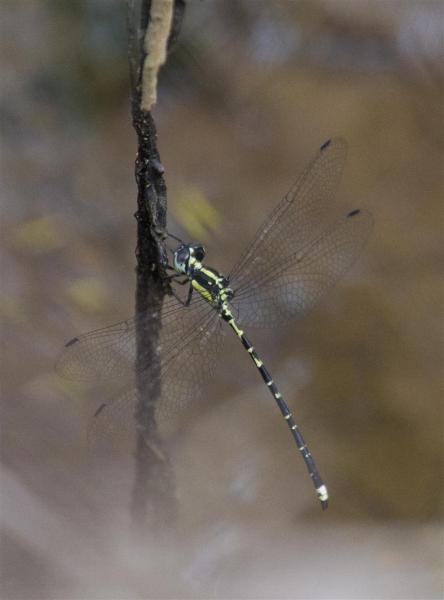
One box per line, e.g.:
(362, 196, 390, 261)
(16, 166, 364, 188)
(173, 242, 233, 308)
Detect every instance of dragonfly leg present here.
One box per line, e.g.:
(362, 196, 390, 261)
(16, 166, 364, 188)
(170, 282, 194, 306)
(165, 272, 188, 284)
(185, 284, 194, 306)
(153, 227, 184, 245)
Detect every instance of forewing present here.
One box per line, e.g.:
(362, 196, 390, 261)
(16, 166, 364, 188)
(229, 138, 348, 293)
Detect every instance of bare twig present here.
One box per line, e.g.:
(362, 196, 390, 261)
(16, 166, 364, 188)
(128, 0, 185, 528)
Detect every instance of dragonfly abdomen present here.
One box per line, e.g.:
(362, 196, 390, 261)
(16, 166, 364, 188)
(221, 307, 329, 509)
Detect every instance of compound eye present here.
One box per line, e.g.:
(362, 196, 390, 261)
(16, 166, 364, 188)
(180, 247, 190, 261)
(194, 245, 205, 261)
(175, 246, 190, 268)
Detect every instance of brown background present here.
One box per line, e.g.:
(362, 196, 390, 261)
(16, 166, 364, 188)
(1, 1, 443, 598)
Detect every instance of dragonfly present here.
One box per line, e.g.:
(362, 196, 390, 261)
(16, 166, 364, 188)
(57, 138, 373, 509)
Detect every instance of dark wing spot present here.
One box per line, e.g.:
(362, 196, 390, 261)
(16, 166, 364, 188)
(65, 337, 79, 347)
(347, 209, 361, 218)
(94, 403, 107, 418)
(320, 139, 331, 151)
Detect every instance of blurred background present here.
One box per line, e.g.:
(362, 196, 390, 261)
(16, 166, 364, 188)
(1, 1, 443, 598)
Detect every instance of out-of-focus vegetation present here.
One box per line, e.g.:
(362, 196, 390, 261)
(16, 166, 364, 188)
(1, 1, 442, 598)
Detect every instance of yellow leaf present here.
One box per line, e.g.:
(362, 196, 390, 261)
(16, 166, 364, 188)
(65, 279, 108, 314)
(11, 215, 66, 253)
(171, 185, 220, 241)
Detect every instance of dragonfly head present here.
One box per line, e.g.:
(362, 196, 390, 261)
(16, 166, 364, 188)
(173, 243, 206, 274)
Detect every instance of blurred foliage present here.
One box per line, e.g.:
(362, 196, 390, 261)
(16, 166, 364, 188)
(169, 184, 221, 242)
(46, 1, 129, 118)
(65, 278, 109, 314)
(10, 215, 65, 253)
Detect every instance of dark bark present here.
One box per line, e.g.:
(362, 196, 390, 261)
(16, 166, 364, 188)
(167, 0, 186, 52)
(128, 0, 184, 528)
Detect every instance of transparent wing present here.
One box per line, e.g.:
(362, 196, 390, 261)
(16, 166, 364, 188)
(57, 291, 224, 439)
(228, 139, 373, 326)
(229, 138, 347, 289)
(57, 294, 211, 383)
(87, 309, 224, 443)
